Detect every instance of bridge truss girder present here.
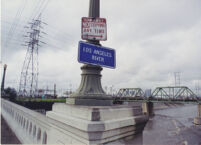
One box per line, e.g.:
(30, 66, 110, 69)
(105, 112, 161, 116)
(151, 86, 197, 99)
(117, 88, 145, 97)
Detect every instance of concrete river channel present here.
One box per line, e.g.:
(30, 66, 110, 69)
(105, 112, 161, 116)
(142, 104, 201, 145)
(106, 103, 201, 145)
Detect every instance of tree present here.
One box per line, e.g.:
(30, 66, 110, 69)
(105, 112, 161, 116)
(4, 87, 17, 101)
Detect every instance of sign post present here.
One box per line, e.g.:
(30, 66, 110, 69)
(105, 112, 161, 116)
(66, 0, 113, 106)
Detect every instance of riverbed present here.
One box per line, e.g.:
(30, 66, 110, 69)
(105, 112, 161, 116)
(143, 104, 201, 145)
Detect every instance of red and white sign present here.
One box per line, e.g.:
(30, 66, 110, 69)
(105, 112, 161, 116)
(82, 17, 107, 41)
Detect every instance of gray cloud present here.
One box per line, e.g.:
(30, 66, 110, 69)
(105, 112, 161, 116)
(2, 0, 201, 95)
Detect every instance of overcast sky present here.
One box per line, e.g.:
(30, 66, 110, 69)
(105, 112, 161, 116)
(1, 0, 201, 95)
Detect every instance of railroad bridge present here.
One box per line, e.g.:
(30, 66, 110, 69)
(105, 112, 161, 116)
(115, 86, 200, 103)
(114, 86, 201, 120)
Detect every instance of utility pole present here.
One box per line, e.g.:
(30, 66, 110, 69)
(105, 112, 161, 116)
(54, 83, 56, 98)
(1, 64, 7, 92)
(67, 0, 112, 106)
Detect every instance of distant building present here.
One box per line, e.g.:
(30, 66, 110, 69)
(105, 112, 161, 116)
(145, 89, 152, 97)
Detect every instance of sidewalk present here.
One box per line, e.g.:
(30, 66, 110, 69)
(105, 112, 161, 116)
(1, 115, 21, 144)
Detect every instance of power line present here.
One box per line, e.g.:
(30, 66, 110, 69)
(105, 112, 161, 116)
(5, 0, 28, 48)
(33, 0, 51, 20)
(2, 18, 76, 51)
(29, 0, 44, 19)
(5, 0, 49, 50)
(31, 0, 47, 19)
(2, 0, 77, 54)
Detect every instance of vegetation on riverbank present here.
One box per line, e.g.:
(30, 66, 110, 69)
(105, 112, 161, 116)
(16, 97, 66, 102)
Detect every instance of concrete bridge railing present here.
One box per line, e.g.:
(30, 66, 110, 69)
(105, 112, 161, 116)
(2, 98, 90, 144)
(1, 99, 49, 144)
(1, 98, 149, 144)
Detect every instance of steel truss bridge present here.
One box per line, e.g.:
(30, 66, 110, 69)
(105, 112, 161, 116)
(114, 86, 201, 104)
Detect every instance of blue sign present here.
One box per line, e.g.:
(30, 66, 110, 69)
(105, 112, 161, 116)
(78, 41, 116, 68)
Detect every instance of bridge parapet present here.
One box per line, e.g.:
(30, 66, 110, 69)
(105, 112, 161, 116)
(1, 99, 49, 144)
(1, 98, 149, 144)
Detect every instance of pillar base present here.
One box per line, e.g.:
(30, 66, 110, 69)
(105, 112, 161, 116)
(66, 97, 113, 106)
(194, 117, 201, 125)
(69, 64, 112, 106)
(142, 102, 155, 117)
(194, 104, 201, 125)
(46, 103, 148, 145)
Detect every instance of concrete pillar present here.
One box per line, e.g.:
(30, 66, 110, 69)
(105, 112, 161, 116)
(66, 65, 112, 106)
(194, 104, 201, 125)
(142, 102, 154, 117)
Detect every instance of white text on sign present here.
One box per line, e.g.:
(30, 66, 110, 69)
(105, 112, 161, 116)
(82, 47, 112, 63)
(81, 17, 107, 41)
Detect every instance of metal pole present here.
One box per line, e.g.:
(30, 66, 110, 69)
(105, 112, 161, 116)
(88, 0, 100, 45)
(54, 84, 56, 98)
(1, 64, 7, 92)
(66, 0, 112, 106)
(89, 0, 100, 18)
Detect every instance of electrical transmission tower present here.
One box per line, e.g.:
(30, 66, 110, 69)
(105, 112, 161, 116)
(174, 72, 181, 86)
(19, 15, 46, 97)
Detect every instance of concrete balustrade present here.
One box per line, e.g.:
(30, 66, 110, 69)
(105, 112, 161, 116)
(1, 99, 48, 144)
(1, 99, 148, 144)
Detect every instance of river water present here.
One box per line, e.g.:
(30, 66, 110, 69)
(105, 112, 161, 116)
(143, 104, 201, 145)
